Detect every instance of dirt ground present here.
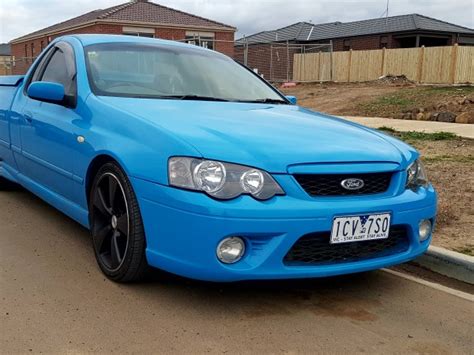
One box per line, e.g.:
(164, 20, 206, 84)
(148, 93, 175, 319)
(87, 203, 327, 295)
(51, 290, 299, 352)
(281, 81, 473, 121)
(282, 82, 474, 255)
(282, 81, 404, 116)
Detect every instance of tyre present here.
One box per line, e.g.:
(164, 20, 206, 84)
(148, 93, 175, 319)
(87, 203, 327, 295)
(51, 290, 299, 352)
(89, 162, 149, 282)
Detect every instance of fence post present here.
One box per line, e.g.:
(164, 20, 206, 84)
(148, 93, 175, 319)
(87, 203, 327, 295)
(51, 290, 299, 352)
(417, 45, 425, 83)
(244, 38, 248, 66)
(301, 45, 306, 82)
(381, 47, 386, 77)
(329, 40, 334, 82)
(270, 45, 273, 82)
(317, 51, 321, 82)
(450, 44, 459, 84)
(347, 49, 353, 82)
(286, 40, 290, 82)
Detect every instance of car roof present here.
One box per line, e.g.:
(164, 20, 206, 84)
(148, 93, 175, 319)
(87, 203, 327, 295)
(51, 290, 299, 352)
(63, 34, 210, 52)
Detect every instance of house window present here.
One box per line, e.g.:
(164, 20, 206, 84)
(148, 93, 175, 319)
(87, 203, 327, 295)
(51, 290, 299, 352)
(24, 44, 28, 58)
(122, 26, 155, 38)
(40, 40, 45, 52)
(30, 43, 35, 61)
(380, 36, 388, 48)
(123, 32, 154, 38)
(185, 31, 215, 50)
(343, 39, 351, 51)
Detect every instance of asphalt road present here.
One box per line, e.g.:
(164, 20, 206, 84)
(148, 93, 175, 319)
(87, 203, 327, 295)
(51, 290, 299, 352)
(1, 187, 473, 354)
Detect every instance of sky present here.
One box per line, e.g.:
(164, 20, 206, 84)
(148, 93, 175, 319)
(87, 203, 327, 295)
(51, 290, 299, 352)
(0, 0, 473, 43)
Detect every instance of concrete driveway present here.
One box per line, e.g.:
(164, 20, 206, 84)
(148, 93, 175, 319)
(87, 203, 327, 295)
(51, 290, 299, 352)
(1, 187, 473, 354)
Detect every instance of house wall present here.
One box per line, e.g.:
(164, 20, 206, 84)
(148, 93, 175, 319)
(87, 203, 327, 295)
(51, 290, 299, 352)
(154, 27, 186, 40)
(331, 34, 394, 51)
(214, 31, 234, 57)
(11, 24, 234, 74)
(330, 33, 463, 51)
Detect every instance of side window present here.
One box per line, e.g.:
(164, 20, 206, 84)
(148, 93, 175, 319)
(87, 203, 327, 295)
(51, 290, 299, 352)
(27, 46, 54, 85)
(40, 49, 76, 97)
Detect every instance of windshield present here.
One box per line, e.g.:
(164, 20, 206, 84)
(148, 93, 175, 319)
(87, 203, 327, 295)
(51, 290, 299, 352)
(84, 43, 286, 103)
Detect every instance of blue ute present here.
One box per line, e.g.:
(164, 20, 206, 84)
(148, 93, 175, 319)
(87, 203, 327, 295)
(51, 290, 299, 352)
(0, 35, 436, 282)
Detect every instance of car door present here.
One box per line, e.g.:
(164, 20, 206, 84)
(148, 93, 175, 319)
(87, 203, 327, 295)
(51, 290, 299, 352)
(19, 42, 80, 201)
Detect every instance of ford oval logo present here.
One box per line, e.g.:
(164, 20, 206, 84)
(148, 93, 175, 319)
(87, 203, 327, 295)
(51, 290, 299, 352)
(341, 178, 365, 190)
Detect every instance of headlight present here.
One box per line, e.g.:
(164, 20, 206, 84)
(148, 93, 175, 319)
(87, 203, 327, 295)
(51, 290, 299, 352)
(240, 170, 265, 195)
(406, 159, 429, 189)
(168, 157, 284, 200)
(193, 160, 226, 193)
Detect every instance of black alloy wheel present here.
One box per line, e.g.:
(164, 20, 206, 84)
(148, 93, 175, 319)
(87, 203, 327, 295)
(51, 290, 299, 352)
(89, 163, 148, 282)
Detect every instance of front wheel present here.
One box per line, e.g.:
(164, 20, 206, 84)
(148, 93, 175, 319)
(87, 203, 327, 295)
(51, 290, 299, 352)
(89, 163, 149, 282)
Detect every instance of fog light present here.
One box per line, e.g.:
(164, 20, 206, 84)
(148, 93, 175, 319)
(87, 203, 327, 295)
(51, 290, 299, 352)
(419, 219, 432, 241)
(217, 237, 245, 264)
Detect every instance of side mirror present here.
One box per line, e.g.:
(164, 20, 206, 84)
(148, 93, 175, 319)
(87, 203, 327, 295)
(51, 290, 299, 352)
(27, 81, 65, 105)
(286, 95, 297, 105)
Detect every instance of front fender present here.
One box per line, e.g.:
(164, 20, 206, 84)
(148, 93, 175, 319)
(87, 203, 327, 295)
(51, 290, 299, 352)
(73, 94, 202, 209)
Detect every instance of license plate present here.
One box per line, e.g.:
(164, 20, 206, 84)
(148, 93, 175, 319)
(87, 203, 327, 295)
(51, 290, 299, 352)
(330, 213, 391, 244)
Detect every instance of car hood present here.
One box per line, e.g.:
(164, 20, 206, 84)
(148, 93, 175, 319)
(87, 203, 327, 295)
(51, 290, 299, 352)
(100, 97, 416, 173)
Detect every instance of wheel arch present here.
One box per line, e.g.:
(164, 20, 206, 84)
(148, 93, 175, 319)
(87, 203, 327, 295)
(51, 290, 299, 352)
(85, 154, 122, 207)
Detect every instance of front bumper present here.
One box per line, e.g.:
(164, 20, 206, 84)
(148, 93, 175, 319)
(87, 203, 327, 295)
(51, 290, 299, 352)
(131, 174, 437, 282)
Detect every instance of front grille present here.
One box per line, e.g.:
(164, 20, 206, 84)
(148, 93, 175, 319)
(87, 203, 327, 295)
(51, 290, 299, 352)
(294, 172, 392, 196)
(283, 226, 409, 266)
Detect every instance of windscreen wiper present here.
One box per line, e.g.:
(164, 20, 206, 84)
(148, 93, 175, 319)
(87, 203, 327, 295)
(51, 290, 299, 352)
(237, 98, 288, 104)
(159, 95, 230, 102)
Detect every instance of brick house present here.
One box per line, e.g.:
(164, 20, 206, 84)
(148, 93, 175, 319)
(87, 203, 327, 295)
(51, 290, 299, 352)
(235, 14, 474, 80)
(10, 0, 235, 74)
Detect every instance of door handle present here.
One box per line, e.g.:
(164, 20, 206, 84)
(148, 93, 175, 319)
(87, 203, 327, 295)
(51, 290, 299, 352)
(24, 111, 33, 123)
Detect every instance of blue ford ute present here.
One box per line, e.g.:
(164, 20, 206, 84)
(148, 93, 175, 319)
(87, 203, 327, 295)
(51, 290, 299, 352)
(0, 35, 436, 282)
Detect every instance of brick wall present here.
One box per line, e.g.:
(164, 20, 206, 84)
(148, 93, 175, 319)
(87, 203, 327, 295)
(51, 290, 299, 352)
(155, 27, 186, 40)
(214, 31, 234, 57)
(10, 44, 29, 75)
(331, 34, 390, 51)
(11, 24, 235, 74)
(331, 33, 457, 51)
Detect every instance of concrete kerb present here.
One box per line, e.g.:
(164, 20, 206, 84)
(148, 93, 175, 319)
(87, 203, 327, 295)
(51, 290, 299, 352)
(413, 246, 474, 285)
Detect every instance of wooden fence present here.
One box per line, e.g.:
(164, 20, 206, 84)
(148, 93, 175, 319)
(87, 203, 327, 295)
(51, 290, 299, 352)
(0, 56, 14, 76)
(293, 44, 474, 84)
(0, 66, 12, 76)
